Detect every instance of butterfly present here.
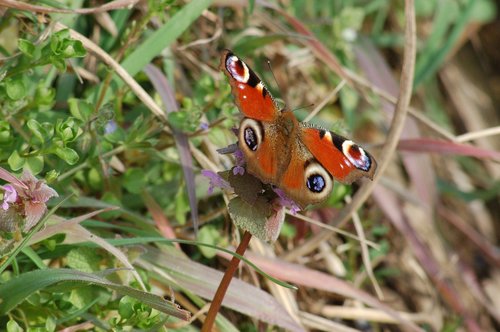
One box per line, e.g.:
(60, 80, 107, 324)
(220, 50, 377, 208)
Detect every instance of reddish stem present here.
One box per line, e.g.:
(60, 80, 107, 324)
(201, 231, 252, 332)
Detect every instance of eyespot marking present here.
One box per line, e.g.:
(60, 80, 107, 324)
(307, 174, 326, 193)
(303, 159, 333, 197)
(239, 118, 263, 153)
(226, 55, 249, 83)
(244, 127, 258, 151)
(342, 140, 371, 171)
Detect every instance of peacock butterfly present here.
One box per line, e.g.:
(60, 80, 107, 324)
(220, 50, 377, 208)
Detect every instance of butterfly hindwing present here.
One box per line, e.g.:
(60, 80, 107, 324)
(220, 50, 278, 122)
(279, 141, 334, 208)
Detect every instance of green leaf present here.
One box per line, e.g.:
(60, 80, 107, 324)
(6, 320, 23, 332)
(228, 196, 284, 242)
(18, 38, 35, 57)
(25, 156, 44, 175)
(55, 117, 82, 143)
(55, 147, 79, 165)
(68, 98, 94, 122)
(69, 286, 95, 309)
(45, 170, 59, 183)
(167, 104, 202, 133)
(60, 40, 86, 58)
(100, 192, 123, 219)
(0, 121, 12, 143)
(66, 247, 101, 273)
(197, 225, 221, 258)
(34, 85, 56, 107)
(27, 119, 45, 142)
(119, 296, 136, 319)
(0, 268, 191, 320)
(470, 0, 497, 22)
(45, 316, 56, 332)
(5, 78, 26, 100)
(123, 168, 147, 194)
(8, 150, 25, 171)
(120, 0, 212, 77)
(50, 56, 66, 71)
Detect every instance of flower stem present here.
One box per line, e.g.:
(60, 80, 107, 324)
(201, 231, 252, 331)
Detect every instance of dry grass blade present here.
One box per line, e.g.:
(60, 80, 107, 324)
(456, 126, 500, 142)
(0, 0, 140, 14)
(224, 250, 424, 332)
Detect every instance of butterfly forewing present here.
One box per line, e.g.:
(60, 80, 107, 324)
(300, 126, 376, 184)
(220, 50, 278, 122)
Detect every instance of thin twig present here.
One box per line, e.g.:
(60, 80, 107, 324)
(347, 195, 384, 300)
(456, 126, 500, 142)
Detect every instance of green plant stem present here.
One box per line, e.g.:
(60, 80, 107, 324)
(201, 231, 252, 332)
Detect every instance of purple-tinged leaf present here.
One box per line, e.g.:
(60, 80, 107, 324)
(143, 64, 199, 232)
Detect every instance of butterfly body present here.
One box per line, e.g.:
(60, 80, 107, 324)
(221, 50, 377, 208)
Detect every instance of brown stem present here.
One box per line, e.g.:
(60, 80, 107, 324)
(201, 231, 252, 332)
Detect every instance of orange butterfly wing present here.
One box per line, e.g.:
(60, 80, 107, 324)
(300, 126, 377, 184)
(220, 50, 278, 122)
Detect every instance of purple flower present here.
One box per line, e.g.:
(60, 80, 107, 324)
(232, 166, 245, 176)
(104, 120, 118, 134)
(273, 188, 301, 215)
(199, 122, 209, 130)
(1, 185, 17, 211)
(201, 170, 231, 194)
(231, 148, 246, 176)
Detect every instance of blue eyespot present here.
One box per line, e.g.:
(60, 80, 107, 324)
(306, 174, 326, 193)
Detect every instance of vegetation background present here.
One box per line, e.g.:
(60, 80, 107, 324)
(0, 0, 499, 331)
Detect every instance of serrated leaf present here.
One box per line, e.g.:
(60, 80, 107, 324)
(69, 287, 95, 309)
(228, 196, 284, 242)
(226, 170, 263, 205)
(66, 247, 101, 273)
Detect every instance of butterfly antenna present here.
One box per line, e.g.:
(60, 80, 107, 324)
(266, 59, 289, 108)
(292, 103, 315, 113)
